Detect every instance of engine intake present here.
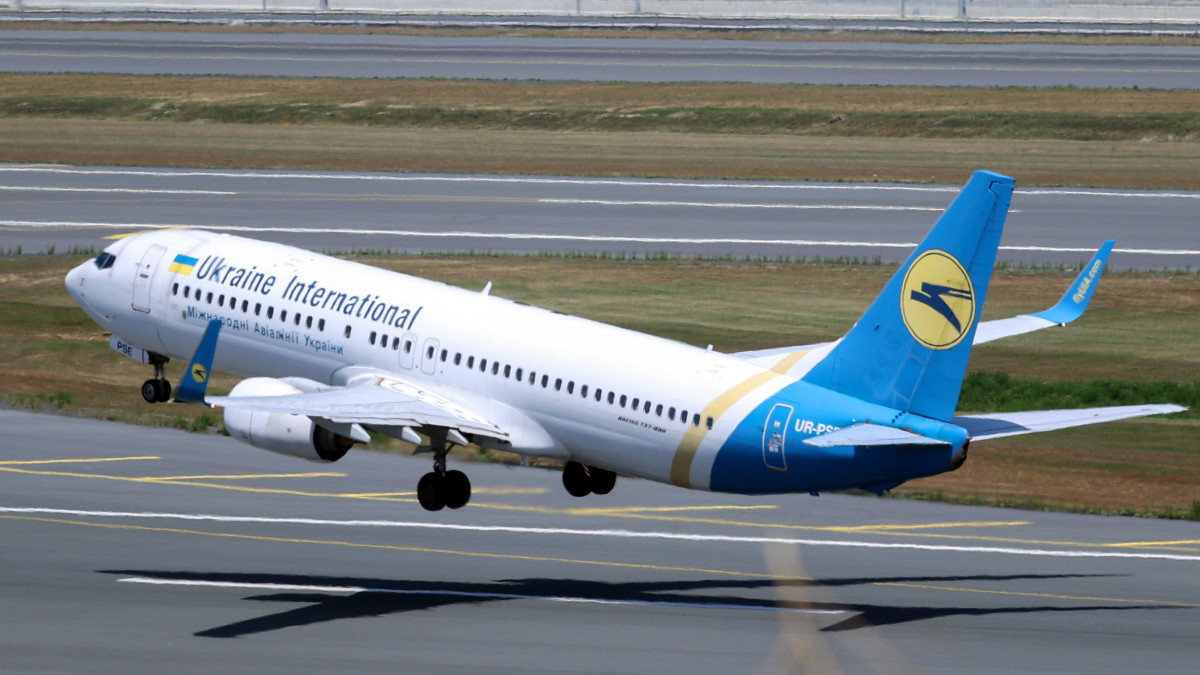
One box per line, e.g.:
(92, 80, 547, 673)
(223, 377, 356, 463)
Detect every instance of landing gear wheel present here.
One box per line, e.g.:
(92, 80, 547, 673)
(562, 461, 592, 498)
(443, 470, 471, 510)
(155, 379, 172, 403)
(590, 468, 617, 496)
(141, 379, 161, 404)
(417, 472, 445, 512)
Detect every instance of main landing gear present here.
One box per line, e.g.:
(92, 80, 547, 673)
(562, 461, 616, 498)
(416, 432, 471, 512)
(140, 353, 172, 403)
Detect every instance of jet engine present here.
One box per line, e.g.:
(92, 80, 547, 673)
(222, 377, 359, 463)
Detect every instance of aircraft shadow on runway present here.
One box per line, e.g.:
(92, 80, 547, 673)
(100, 569, 1178, 638)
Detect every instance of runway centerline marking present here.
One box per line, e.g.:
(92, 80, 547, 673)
(117, 577, 844, 615)
(0, 185, 237, 195)
(3, 220, 1194, 256)
(4, 508, 1199, 562)
(875, 582, 1199, 608)
(0, 456, 158, 465)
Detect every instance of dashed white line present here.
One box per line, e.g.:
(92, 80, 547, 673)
(7, 507, 1199, 562)
(0, 185, 237, 195)
(2, 220, 1195, 255)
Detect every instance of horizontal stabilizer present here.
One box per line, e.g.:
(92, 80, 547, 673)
(954, 404, 1185, 441)
(803, 423, 949, 447)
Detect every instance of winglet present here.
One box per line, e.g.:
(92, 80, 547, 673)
(1032, 240, 1115, 325)
(173, 319, 221, 404)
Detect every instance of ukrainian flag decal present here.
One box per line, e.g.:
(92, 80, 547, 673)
(168, 254, 198, 275)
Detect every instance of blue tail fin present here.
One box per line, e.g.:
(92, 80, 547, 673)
(801, 170, 1015, 422)
(173, 319, 221, 404)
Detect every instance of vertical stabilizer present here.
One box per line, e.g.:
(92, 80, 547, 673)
(801, 171, 1015, 421)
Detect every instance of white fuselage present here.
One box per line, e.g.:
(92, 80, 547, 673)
(66, 230, 803, 490)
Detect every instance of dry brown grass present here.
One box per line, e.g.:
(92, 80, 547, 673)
(3, 117, 1199, 188)
(6, 73, 1200, 113)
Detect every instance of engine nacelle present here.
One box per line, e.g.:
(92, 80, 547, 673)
(223, 377, 356, 463)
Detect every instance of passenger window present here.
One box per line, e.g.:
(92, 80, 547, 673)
(381, 334, 388, 347)
(706, 417, 714, 430)
(680, 409, 687, 424)
(515, 368, 523, 380)
(171, 283, 178, 295)
(229, 296, 236, 308)
(693, 413, 701, 427)
(504, 365, 512, 378)
(306, 316, 312, 329)
(392, 337, 399, 350)
(529, 371, 536, 385)
(428, 346, 436, 360)
(492, 362, 500, 375)
(344, 325, 352, 338)
(255, 303, 261, 316)
(645, 401, 652, 414)
(369, 331, 377, 345)
(318, 318, 325, 331)
(441, 349, 448, 362)
(581, 385, 588, 398)
(632, 397, 639, 410)
(555, 378, 562, 391)
(541, 375, 549, 388)
(219, 294, 225, 305)
(567, 381, 574, 394)
(242, 300, 249, 312)
(183, 285, 190, 297)
(619, 395, 627, 408)
(656, 404, 663, 417)
(480, 359, 488, 372)
(454, 353, 462, 366)
(294, 313, 301, 326)
(206, 292, 213, 304)
(280, 309, 288, 322)
(404, 340, 413, 354)
(267, 307, 274, 319)
(607, 392, 614, 404)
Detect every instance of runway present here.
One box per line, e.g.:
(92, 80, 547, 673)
(1, 408, 1197, 674)
(1, 165, 1196, 270)
(3, 29, 1199, 87)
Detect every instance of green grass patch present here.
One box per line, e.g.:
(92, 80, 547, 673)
(958, 372, 1199, 417)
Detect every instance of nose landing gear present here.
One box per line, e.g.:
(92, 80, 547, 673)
(140, 353, 172, 403)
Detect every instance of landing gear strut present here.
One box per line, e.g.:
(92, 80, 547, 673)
(562, 461, 616, 498)
(140, 353, 172, 403)
(416, 431, 471, 512)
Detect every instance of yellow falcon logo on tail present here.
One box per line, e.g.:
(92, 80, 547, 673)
(901, 249, 975, 350)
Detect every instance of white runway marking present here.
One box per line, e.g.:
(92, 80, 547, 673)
(2, 166, 1198, 200)
(2, 219, 1195, 255)
(117, 577, 845, 614)
(8, 507, 1199, 562)
(538, 198, 942, 211)
(0, 185, 237, 195)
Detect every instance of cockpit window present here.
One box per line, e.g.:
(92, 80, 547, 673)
(93, 252, 116, 269)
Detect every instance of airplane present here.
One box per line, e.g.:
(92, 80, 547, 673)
(64, 170, 1184, 512)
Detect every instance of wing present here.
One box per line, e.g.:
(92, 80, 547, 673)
(173, 320, 504, 440)
(954, 404, 1185, 441)
(208, 374, 507, 441)
(729, 241, 1115, 375)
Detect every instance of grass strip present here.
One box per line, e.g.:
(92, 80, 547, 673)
(1, 74, 1198, 187)
(2, 254, 1196, 517)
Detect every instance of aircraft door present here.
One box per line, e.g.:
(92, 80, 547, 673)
(421, 338, 440, 375)
(762, 403, 793, 473)
(398, 332, 417, 369)
(132, 244, 167, 313)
